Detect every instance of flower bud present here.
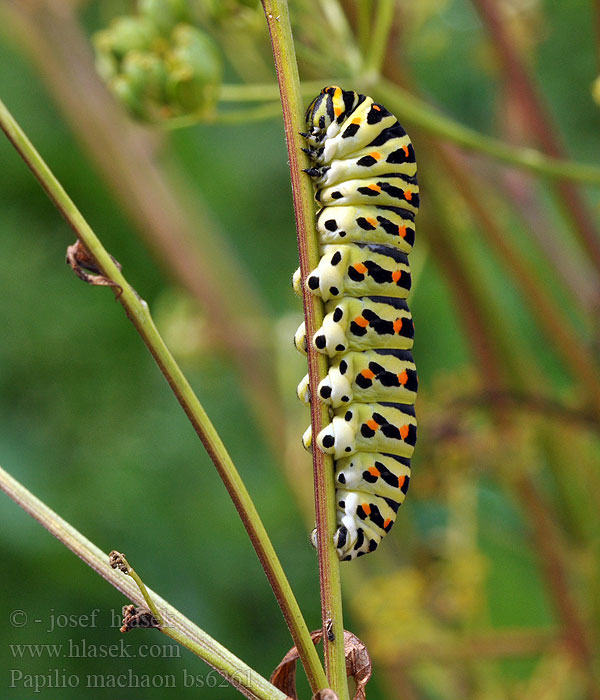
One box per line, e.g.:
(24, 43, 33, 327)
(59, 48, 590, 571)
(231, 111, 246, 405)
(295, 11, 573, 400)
(108, 76, 145, 118)
(138, 0, 189, 35)
(122, 51, 167, 104)
(106, 15, 160, 58)
(165, 25, 222, 114)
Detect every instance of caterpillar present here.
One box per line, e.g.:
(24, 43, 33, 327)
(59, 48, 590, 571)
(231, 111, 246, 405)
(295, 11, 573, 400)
(294, 86, 419, 561)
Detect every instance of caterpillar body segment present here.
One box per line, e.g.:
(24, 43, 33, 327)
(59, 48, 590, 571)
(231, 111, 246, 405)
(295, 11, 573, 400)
(313, 296, 414, 358)
(297, 348, 417, 409)
(317, 402, 417, 460)
(316, 175, 419, 212)
(294, 244, 411, 302)
(315, 205, 415, 254)
(297, 86, 419, 560)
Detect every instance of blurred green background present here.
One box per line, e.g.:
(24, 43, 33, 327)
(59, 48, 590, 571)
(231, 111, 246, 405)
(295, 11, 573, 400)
(0, 1, 599, 699)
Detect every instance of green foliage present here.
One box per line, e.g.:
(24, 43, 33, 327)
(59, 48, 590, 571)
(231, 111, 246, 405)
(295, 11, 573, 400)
(1, 0, 600, 699)
(92, 2, 222, 120)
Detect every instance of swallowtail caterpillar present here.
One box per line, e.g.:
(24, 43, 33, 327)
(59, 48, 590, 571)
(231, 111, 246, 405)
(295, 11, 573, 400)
(294, 86, 419, 561)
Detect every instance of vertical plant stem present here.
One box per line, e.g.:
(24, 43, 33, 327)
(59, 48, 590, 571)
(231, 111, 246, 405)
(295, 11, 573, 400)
(0, 97, 326, 696)
(362, 0, 394, 78)
(260, 2, 349, 698)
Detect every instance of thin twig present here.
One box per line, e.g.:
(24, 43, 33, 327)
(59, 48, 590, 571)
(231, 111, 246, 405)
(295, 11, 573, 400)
(0, 96, 326, 694)
(260, 2, 349, 698)
(0, 464, 288, 700)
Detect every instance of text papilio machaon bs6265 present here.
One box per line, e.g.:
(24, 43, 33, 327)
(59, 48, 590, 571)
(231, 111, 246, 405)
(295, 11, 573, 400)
(294, 86, 419, 561)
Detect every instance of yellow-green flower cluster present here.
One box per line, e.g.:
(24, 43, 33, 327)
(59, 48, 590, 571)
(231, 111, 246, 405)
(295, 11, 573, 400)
(93, 0, 222, 121)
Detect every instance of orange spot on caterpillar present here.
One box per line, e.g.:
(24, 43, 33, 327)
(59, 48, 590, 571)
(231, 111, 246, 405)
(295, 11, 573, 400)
(383, 518, 392, 528)
(400, 425, 409, 440)
(366, 419, 379, 431)
(361, 368, 375, 380)
(397, 225, 407, 238)
(392, 270, 402, 283)
(393, 318, 403, 334)
(397, 475, 406, 488)
(354, 316, 369, 328)
(369, 151, 382, 160)
(372, 104, 381, 111)
(403, 145, 409, 157)
(354, 262, 367, 274)
(368, 466, 381, 477)
(334, 107, 343, 117)
(397, 370, 408, 385)
(352, 118, 361, 124)
(362, 502, 371, 515)
(367, 184, 381, 193)
(404, 190, 413, 201)
(366, 217, 378, 227)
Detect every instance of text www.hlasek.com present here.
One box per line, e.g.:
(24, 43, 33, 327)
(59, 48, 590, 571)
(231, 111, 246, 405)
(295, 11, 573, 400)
(10, 638, 181, 659)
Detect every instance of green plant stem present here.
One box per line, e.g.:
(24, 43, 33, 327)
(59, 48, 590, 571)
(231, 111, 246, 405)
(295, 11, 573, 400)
(218, 81, 338, 102)
(0, 97, 325, 695)
(162, 102, 284, 129)
(377, 78, 600, 186)
(0, 464, 287, 700)
(261, 2, 349, 698)
(362, 0, 394, 78)
(356, 0, 373, 57)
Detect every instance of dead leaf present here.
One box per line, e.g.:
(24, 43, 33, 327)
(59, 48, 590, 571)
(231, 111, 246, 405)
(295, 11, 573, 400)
(270, 629, 372, 700)
(66, 239, 122, 294)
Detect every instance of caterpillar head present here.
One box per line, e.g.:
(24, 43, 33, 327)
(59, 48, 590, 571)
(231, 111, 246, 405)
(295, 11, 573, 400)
(305, 86, 360, 140)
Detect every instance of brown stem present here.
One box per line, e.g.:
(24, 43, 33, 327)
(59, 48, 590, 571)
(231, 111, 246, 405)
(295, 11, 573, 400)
(517, 474, 600, 699)
(471, 0, 600, 279)
(434, 142, 600, 422)
(260, 2, 347, 696)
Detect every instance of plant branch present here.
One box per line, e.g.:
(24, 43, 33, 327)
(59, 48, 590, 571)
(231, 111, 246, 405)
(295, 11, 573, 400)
(0, 96, 325, 695)
(471, 0, 600, 278)
(377, 78, 600, 186)
(0, 464, 288, 700)
(260, 2, 348, 698)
